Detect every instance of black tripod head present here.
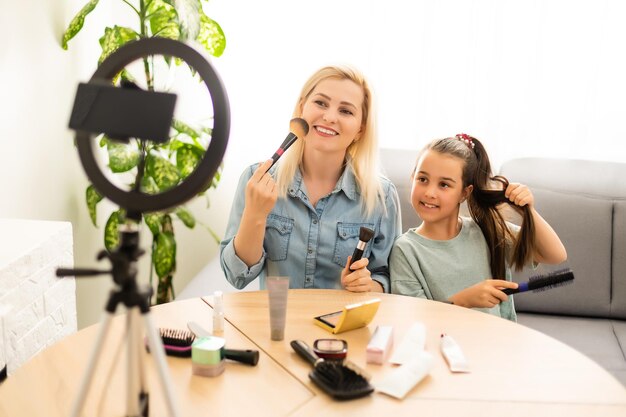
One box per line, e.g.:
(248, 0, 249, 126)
(57, 220, 153, 313)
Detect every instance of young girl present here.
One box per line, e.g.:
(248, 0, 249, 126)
(220, 66, 401, 292)
(390, 134, 567, 320)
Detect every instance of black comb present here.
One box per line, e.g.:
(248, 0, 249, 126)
(290, 340, 373, 400)
(503, 269, 574, 295)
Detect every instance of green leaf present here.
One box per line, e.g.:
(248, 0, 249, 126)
(153, 231, 176, 278)
(200, 126, 213, 136)
(104, 210, 122, 251)
(172, 119, 200, 139)
(148, 0, 180, 40)
(146, 152, 181, 191)
(107, 142, 140, 173)
(86, 185, 103, 227)
(211, 165, 222, 188)
(175, 207, 196, 228)
(197, 164, 222, 196)
(98, 26, 139, 65)
(196, 14, 226, 57)
(144, 212, 163, 235)
(140, 176, 160, 195)
(172, 0, 201, 41)
(61, 0, 100, 50)
(176, 144, 203, 178)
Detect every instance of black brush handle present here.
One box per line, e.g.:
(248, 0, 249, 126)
(225, 349, 259, 366)
(268, 133, 298, 172)
(349, 248, 365, 266)
(349, 227, 375, 267)
(290, 340, 320, 366)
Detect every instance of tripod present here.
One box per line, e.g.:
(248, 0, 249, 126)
(57, 223, 180, 417)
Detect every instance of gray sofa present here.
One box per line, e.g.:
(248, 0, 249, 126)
(383, 148, 626, 386)
(180, 149, 626, 386)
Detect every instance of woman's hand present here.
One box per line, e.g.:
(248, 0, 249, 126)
(243, 159, 278, 220)
(505, 182, 534, 208)
(233, 159, 278, 267)
(448, 279, 518, 308)
(341, 257, 382, 292)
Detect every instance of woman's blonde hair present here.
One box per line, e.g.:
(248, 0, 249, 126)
(275, 65, 384, 216)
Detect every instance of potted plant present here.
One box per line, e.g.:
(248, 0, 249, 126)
(61, 0, 226, 304)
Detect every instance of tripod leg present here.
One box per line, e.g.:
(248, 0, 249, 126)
(70, 312, 116, 417)
(133, 309, 150, 417)
(126, 309, 141, 416)
(143, 312, 181, 417)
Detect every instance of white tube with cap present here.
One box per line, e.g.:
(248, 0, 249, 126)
(212, 291, 224, 334)
(440, 333, 470, 373)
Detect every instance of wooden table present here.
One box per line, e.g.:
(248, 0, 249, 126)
(1, 290, 625, 416)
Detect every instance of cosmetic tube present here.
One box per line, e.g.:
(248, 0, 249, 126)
(376, 351, 433, 399)
(267, 276, 289, 341)
(440, 333, 470, 373)
(212, 291, 224, 335)
(366, 325, 393, 365)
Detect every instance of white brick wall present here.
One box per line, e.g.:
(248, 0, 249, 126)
(0, 219, 76, 376)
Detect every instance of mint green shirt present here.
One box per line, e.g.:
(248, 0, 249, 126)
(390, 217, 517, 321)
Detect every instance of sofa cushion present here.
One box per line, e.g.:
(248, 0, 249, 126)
(511, 188, 613, 317)
(379, 148, 421, 232)
(498, 158, 626, 199)
(518, 313, 626, 386)
(612, 201, 626, 319)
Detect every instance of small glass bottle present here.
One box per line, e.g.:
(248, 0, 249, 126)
(212, 290, 224, 334)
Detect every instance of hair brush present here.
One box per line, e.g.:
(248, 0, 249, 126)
(349, 227, 375, 267)
(151, 328, 259, 366)
(290, 340, 373, 400)
(503, 269, 574, 295)
(267, 117, 309, 171)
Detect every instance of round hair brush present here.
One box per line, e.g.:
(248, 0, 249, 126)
(290, 340, 374, 400)
(349, 227, 375, 266)
(503, 269, 574, 295)
(268, 118, 309, 171)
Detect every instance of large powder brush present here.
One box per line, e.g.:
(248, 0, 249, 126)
(349, 227, 375, 267)
(268, 118, 309, 170)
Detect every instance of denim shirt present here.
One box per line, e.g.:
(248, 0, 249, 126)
(220, 162, 402, 292)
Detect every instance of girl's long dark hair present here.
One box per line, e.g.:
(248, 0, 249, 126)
(427, 136, 536, 278)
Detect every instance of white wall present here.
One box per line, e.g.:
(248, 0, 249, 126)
(2, 0, 625, 329)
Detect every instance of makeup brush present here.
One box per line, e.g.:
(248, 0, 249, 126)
(290, 340, 374, 400)
(349, 227, 375, 267)
(503, 269, 574, 295)
(268, 117, 309, 170)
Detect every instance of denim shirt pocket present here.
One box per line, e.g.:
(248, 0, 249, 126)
(265, 214, 295, 262)
(333, 222, 376, 267)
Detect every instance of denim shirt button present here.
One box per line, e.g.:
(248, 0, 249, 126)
(308, 249, 312, 254)
(313, 219, 318, 224)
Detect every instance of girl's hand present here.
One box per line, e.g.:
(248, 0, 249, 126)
(505, 182, 534, 208)
(341, 257, 381, 292)
(243, 159, 278, 219)
(449, 279, 518, 308)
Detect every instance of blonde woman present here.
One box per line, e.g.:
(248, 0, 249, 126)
(220, 66, 401, 292)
